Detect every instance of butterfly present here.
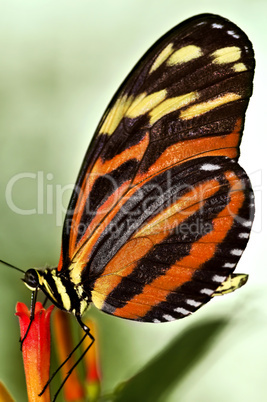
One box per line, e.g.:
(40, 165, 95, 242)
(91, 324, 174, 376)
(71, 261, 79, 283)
(12, 11, 255, 395)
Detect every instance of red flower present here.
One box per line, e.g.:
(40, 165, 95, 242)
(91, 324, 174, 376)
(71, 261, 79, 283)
(16, 302, 102, 401)
(16, 302, 54, 402)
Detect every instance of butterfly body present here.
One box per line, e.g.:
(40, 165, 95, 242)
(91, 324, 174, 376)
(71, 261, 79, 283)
(22, 13, 254, 325)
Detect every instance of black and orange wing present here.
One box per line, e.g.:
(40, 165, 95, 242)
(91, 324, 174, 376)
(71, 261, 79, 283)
(58, 14, 254, 322)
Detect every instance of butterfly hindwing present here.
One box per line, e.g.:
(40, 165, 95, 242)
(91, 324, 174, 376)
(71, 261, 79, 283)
(89, 156, 254, 321)
(58, 14, 254, 322)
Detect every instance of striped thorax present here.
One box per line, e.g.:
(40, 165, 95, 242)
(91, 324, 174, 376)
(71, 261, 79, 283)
(23, 268, 90, 317)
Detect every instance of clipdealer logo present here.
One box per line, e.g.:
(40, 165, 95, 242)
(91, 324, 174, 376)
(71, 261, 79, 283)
(5, 171, 74, 226)
(4, 169, 262, 232)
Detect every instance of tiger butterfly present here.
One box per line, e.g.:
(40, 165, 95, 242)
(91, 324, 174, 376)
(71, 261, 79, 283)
(18, 12, 254, 389)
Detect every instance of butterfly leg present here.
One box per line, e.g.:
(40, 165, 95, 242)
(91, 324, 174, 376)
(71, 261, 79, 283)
(47, 314, 95, 402)
(20, 288, 38, 350)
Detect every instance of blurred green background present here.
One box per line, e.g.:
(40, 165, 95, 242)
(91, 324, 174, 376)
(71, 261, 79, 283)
(0, 1, 266, 401)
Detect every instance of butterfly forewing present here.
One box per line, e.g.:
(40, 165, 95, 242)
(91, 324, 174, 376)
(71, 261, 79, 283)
(58, 14, 254, 322)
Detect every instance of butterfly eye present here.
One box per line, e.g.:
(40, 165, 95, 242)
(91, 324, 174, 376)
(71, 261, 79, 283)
(23, 269, 39, 290)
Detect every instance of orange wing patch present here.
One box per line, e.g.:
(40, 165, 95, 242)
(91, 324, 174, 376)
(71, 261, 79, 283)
(110, 171, 246, 319)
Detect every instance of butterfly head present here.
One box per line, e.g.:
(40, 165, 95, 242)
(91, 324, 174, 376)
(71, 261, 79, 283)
(22, 268, 41, 291)
(22, 267, 68, 311)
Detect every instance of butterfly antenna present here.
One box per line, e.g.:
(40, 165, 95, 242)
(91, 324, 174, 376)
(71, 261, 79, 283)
(0, 259, 25, 274)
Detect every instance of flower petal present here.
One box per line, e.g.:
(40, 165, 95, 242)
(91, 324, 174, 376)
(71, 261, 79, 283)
(16, 302, 54, 402)
(0, 381, 15, 402)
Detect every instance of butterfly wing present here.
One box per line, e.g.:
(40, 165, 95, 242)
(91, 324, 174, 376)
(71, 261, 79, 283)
(88, 155, 254, 321)
(58, 14, 255, 322)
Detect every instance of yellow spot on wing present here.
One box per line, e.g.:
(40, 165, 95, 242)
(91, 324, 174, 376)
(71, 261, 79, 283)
(212, 274, 248, 296)
(149, 91, 199, 125)
(126, 90, 167, 119)
(150, 43, 174, 73)
(167, 45, 203, 65)
(233, 62, 247, 72)
(212, 46, 241, 64)
(92, 290, 107, 310)
(100, 94, 133, 135)
(180, 92, 241, 120)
